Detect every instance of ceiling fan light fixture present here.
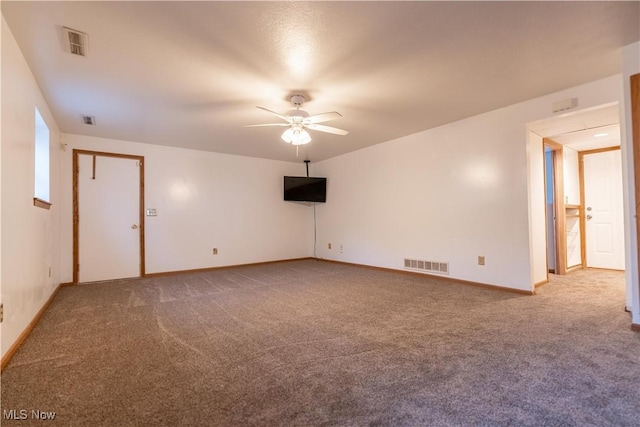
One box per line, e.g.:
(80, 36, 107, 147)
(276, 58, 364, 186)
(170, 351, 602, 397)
(281, 126, 311, 145)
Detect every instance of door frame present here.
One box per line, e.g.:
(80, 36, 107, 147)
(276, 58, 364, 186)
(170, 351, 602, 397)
(631, 73, 640, 330)
(578, 146, 621, 269)
(629, 74, 640, 332)
(72, 149, 146, 284)
(543, 138, 567, 276)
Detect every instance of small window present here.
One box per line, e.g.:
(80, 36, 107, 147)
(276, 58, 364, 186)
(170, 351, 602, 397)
(34, 108, 51, 209)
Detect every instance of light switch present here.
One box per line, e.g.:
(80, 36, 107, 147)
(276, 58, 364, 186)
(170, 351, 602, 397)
(146, 208, 157, 216)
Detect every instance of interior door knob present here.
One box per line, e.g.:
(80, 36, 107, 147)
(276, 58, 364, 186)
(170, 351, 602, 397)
(131, 224, 139, 229)
(586, 215, 593, 221)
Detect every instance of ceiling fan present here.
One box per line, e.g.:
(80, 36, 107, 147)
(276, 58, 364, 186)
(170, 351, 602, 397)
(245, 95, 348, 146)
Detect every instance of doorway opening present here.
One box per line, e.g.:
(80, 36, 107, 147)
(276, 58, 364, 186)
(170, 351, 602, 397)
(530, 103, 624, 281)
(543, 139, 566, 274)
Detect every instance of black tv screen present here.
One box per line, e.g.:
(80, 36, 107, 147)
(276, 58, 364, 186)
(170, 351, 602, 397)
(284, 176, 327, 203)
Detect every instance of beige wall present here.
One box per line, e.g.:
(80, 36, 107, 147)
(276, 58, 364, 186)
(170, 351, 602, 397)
(58, 134, 314, 281)
(316, 76, 622, 292)
(1, 16, 62, 358)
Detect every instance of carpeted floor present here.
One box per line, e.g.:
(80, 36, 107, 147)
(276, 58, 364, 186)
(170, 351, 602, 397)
(1, 260, 639, 426)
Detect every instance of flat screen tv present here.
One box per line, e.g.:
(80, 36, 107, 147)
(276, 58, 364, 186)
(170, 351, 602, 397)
(284, 176, 327, 203)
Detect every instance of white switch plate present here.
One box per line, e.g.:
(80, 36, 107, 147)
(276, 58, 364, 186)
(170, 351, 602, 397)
(146, 209, 157, 216)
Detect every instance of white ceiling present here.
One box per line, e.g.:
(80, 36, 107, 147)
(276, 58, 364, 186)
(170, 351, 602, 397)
(553, 124, 621, 152)
(529, 103, 622, 151)
(2, 1, 639, 163)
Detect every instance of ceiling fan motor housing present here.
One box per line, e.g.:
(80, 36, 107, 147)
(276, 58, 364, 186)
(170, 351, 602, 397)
(290, 94, 306, 106)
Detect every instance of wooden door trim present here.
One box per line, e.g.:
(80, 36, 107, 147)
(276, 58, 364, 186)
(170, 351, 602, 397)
(72, 149, 145, 284)
(578, 146, 620, 269)
(543, 138, 566, 275)
(632, 73, 640, 328)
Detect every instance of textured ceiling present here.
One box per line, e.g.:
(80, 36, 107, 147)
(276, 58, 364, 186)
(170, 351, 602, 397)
(2, 1, 639, 163)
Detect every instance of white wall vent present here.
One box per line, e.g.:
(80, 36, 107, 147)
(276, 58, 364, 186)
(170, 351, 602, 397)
(404, 258, 449, 275)
(551, 97, 577, 114)
(63, 27, 88, 57)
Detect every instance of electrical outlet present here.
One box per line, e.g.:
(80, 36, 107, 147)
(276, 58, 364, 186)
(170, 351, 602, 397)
(340, 244, 343, 254)
(1, 303, 3, 323)
(478, 256, 485, 266)
(49, 267, 52, 278)
(213, 248, 218, 255)
(328, 243, 332, 249)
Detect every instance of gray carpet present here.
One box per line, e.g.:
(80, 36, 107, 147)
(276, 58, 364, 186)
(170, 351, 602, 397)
(2, 260, 639, 426)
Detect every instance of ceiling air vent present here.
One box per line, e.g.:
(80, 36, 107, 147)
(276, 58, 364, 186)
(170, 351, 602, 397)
(82, 115, 96, 126)
(62, 27, 88, 57)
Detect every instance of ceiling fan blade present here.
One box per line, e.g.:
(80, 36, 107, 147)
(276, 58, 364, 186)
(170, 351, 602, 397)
(256, 106, 291, 122)
(306, 123, 349, 136)
(244, 123, 290, 128)
(306, 111, 342, 124)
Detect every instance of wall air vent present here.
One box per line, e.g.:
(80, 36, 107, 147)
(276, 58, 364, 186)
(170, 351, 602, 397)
(82, 115, 96, 126)
(62, 27, 88, 57)
(551, 97, 577, 114)
(404, 258, 449, 275)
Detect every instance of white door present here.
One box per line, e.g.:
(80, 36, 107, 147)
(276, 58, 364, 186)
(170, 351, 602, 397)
(78, 154, 141, 282)
(584, 149, 625, 270)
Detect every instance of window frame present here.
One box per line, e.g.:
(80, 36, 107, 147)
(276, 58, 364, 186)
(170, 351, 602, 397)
(34, 107, 51, 209)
